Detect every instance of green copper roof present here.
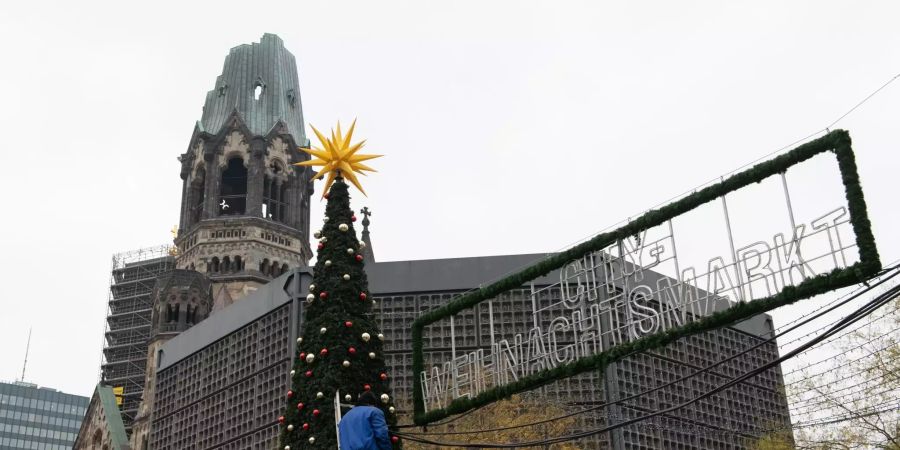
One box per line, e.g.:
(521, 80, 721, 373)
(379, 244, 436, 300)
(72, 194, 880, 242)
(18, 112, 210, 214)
(96, 384, 130, 450)
(200, 33, 307, 145)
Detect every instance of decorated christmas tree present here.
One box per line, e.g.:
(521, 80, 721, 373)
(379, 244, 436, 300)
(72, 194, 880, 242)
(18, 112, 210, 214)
(279, 121, 400, 449)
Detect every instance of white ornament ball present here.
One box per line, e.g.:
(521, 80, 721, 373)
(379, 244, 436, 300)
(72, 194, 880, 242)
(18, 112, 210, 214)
(372, 300, 377, 306)
(389, 406, 395, 414)
(309, 284, 316, 291)
(287, 424, 294, 431)
(320, 327, 327, 335)
(297, 337, 303, 344)
(361, 332, 371, 342)
(368, 352, 376, 359)
(347, 248, 355, 254)
(323, 216, 329, 222)
(339, 223, 349, 232)
(309, 437, 316, 444)
(345, 394, 352, 402)
(305, 354, 315, 363)
(316, 392, 324, 399)
(359, 241, 366, 249)
(381, 394, 390, 403)
(377, 333, 385, 341)
(313, 231, 322, 239)
(306, 294, 315, 302)
(343, 274, 351, 281)
(342, 360, 351, 367)
(290, 370, 296, 376)
(321, 237, 328, 243)
(324, 260, 332, 267)
(285, 446, 291, 450)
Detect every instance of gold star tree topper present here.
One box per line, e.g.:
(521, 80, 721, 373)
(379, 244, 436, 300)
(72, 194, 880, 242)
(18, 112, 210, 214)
(294, 120, 381, 197)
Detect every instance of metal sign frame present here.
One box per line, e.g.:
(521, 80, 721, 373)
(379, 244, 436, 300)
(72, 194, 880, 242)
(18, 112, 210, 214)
(411, 130, 881, 425)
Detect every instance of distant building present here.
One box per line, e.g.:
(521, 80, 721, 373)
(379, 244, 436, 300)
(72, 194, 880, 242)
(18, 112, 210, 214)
(0, 381, 89, 450)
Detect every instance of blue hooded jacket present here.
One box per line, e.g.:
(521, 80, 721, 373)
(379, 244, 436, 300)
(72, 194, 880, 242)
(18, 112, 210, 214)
(338, 405, 392, 450)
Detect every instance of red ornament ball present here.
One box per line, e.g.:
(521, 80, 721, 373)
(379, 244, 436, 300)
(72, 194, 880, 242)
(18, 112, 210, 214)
(312, 409, 321, 417)
(364, 384, 371, 391)
(287, 390, 294, 399)
(348, 347, 357, 355)
(344, 321, 353, 328)
(351, 215, 357, 222)
(320, 348, 328, 356)
(299, 352, 306, 360)
(305, 370, 313, 378)
(391, 436, 399, 444)
(302, 423, 310, 431)
(359, 292, 367, 301)
(297, 402, 304, 410)
(278, 416, 285, 424)
(319, 291, 328, 299)
(317, 243, 324, 250)
(355, 254, 364, 262)
(380, 373, 388, 381)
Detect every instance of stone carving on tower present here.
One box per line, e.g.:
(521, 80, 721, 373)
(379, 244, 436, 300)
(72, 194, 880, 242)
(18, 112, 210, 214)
(173, 34, 314, 310)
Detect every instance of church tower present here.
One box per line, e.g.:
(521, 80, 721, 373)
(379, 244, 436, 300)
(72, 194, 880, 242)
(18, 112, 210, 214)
(174, 34, 314, 310)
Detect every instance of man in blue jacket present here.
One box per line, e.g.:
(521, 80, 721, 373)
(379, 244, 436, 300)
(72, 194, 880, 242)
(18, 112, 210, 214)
(338, 391, 393, 450)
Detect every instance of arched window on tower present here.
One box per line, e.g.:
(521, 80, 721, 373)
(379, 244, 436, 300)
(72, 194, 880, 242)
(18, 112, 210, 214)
(280, 263, 289, 276)
(222, 256, 231, 273)
(263, 161, 289, 223)
(210, 257, 220, 273)
(190, 166, 206, 225)
(219, 157, 247, 215)
(233, 255, 243, 272)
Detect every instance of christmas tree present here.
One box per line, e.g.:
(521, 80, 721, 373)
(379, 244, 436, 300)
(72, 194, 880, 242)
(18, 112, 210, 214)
(279, 122, 400, 449)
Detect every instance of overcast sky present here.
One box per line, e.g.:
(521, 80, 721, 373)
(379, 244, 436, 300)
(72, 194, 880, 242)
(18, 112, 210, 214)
(0, 0, 898, 399)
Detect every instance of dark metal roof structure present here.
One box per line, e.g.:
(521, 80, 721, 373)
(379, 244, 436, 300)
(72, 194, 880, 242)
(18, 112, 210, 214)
(199, 33, 307, 145)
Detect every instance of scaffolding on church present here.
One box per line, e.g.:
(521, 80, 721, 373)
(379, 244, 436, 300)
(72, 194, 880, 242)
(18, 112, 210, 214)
(100, 245, 175, 434)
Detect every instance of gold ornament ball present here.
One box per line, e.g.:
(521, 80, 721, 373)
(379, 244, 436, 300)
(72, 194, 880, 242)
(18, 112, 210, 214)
(343, 274, 350, 280)
(287, 424, 294, 431)
(342, 360, 351, 367)
(305, 354, 315, 363)
(309, 284, 316, 291)
(381, 394, 390, 403)
(316, 392, 324, 399)
(389, 406, 395, 414)
(324, 260, 332, 267)
(347, 248, 354, 254)
(339, 223, 349, 232)
(368, 352, 376, 359)
(361, 332, 371, 342)
(377, 333, 385, 341)
(306, 294, 315, 302)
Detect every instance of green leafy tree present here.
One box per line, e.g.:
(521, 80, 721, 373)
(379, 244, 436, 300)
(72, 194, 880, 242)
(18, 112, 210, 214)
(405, 395, 583, 450)
(279, 175, 400, 449)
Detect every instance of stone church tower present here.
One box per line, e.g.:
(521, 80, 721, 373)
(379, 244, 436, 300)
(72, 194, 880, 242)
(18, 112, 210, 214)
(174, 33, 314, 310)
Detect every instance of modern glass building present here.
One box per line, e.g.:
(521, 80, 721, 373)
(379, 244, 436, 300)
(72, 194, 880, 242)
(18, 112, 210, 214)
(0, 381, 89, 450)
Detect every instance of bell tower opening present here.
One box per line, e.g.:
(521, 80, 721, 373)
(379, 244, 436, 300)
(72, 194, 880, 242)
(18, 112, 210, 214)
(219, 157, 247, 215)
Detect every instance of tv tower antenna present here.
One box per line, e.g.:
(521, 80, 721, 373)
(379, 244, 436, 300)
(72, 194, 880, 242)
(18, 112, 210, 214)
(20, 327, 31, 382)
